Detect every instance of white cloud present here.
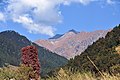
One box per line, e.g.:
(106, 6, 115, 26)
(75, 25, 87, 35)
(13, 15, 55, 37)
(62, 0, 96, 5)
(78, 0, 93, 5)
(0, 0, 116, 36)
(107, 0, 115, 4)
(0, 12, 5, 22)
(75, 0, 97, 5)
(4, 0, 64, 36)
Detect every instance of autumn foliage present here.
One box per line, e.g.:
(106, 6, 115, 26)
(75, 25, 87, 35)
(21, 46, 40, 80)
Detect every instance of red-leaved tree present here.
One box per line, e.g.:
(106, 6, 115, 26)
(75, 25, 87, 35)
(21, 46, 40, 80)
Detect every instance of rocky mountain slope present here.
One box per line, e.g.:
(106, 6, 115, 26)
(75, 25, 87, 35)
(0, 30, 68, 76)
(35, 29, 109, 59)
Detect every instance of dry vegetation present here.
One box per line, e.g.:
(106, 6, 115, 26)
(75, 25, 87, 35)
(44, 68, 120, 80)
(0, 66, 120, 80)
(43, 55, 120, 80)
(0, 64, 35, 80)
(115, 46, 120, 54)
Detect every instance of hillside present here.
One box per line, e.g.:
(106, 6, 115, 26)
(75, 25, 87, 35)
(66, 25, 120, 73)
(0, 30, 68, 76)
(35, 29, 109, 59)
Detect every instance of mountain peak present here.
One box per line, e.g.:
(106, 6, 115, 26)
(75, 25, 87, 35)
(0, 30, 20, 37)
(49, 34, 63, 39)
(68, 29, 78, 34)
(0, 30, 17, 33)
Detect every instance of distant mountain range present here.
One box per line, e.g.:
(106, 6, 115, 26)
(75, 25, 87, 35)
(0, 30, 68, 76)
(35, 29, 109, 59)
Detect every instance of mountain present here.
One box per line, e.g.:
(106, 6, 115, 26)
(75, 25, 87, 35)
(48, 29, 78, 40)
(0, 30, 68, 76)
(66, 25, 120, 73)
(49, 34, 63, 39)
(35, 29, 109, 59)
(68, 29, 78, 34)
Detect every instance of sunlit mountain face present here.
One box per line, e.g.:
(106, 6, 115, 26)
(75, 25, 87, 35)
(35, 29, 109, 59)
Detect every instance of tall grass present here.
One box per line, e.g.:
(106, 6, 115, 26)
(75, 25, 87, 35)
(43, 56, 120, 80)
(44, 69, 120, 80)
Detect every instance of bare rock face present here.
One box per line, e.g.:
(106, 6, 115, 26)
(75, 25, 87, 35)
(35, 30, 109, 59)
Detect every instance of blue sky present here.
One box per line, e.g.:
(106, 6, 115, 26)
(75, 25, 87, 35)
(0, 0, 120, 41)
